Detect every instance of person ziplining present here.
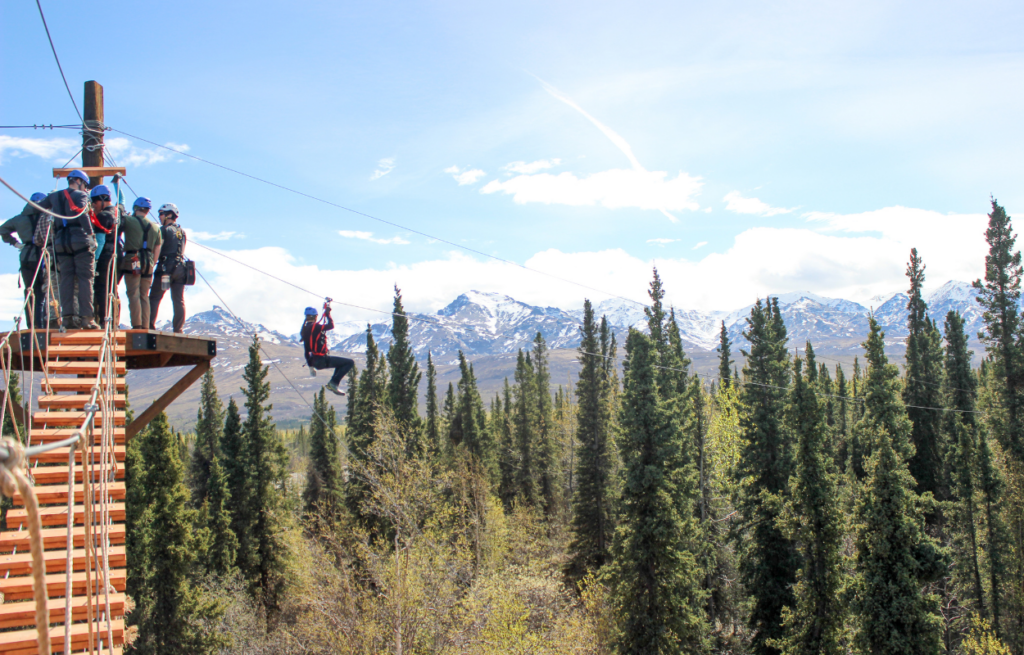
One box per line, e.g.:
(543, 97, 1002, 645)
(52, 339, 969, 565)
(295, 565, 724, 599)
(301, 301, 353, 396)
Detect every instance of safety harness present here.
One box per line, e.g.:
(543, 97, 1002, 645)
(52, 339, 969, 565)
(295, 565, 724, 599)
(53, 189, 92, 257)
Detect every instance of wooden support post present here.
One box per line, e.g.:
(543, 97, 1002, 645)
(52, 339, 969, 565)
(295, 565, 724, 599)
(124, 361, 210, 440)
(83, 81, 104, 186)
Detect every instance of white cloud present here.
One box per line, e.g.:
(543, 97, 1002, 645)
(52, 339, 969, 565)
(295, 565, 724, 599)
(693, 241, 708, 249)
(370, 157, 395, 180)
(338, 230, 410, 245)
(0, 136, 79, 163)
(444, 166, 486, 186)
(481, 169, 701, 214)
(723, 190, 793, 216)
(0, 135, 189, 168)
(191, 231, 242, 241)
(647, 238, 678, 245)
(504, 159, 561, 174)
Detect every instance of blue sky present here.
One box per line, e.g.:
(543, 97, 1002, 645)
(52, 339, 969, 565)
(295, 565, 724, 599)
(2, 0, 1022, 332)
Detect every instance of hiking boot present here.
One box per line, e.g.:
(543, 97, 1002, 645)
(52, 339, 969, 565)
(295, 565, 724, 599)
(80, 317, 101, 330)
(325, 382, 346, 397)
(62, 316, 77, 330)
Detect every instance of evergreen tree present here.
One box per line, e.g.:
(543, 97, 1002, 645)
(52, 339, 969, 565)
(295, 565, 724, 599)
(853, 318, 946, 655)
(531, 332, 557, 515)
(904, 249, 947, 497)
(513, 349, 538, 506)
(125, 421, 149, 608)
(304, 388, 344, 523)
(386, 285, 422, 436)
(566, 300, 615, 580)
(204, 455, 238, 577)
(610, 329, 707, 654)
(835, 364, 850, 470)
(350, 325, 388, 454)
(943, 311, 986, 616)
(718, 321, 733, 387)
(494, 387, 516, 507)
(219, 398, 247, 549)
(1, 371, 22, 437)
(973, 198, 1024, 464)
(644, 266, 668, 356)
(774, 351, 845, 655)
(190, 368, 224, 505)
(135, 413, 225, 654)
(425, 352, 440, 455)
(456, 353, 494, 481)
(345, 364, 360, 428)
(236, 336, 289, 614)
(976, 424, 1008, 638)
(442, 381, 457, 447)
(736, 298, 797, 655)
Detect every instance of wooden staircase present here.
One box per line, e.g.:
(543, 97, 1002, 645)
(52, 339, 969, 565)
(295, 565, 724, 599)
(0, 330, 127, 654)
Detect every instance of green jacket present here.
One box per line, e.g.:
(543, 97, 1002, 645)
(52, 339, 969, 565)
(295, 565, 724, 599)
(0, 204, 42, 264)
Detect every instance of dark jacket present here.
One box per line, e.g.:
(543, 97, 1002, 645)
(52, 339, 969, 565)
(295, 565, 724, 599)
(156, 222, 186, 274)
(0, 204, 43, 264)
(92, 207, 121, 257)
(300, 314, 334, 364)
(37, 189, 94, 254)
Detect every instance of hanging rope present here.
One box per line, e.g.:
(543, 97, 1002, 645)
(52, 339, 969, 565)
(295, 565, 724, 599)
(0, 438, 50, 654)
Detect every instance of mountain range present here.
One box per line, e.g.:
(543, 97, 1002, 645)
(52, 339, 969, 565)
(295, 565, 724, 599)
(134, 280, 988, 430)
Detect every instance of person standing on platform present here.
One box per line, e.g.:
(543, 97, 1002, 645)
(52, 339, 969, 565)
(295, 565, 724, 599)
(88, 185, 121, 325)
(301, 304, 354, 396)
(148, 203, 186, 333)
(1, 192, 48, 328)
(37, 170, 98, 329)
(119, 197, 162, 329)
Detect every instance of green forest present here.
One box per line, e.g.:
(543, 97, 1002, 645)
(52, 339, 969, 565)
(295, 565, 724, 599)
(125, 200, 1024, 654)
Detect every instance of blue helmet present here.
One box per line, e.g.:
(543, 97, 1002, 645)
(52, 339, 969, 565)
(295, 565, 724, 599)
(66, 170, 89, 183)
(133, 197, 152, 209)
(304, 307, 318, 316)
(30, 192, 46, 203)
(90, 184, 111, 198)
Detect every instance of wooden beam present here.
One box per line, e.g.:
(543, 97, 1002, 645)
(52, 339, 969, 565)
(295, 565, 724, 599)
(52, 167, 126, 179)
(125, 360, 209, 440)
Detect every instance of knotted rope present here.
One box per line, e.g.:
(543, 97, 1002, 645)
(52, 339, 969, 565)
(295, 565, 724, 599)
(0, 438, 50, 655)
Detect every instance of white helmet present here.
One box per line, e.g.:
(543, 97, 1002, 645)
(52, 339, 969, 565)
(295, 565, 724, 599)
(158, 203, 179, 217)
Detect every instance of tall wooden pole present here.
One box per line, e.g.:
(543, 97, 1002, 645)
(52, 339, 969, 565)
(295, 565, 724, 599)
(82, 80, 104, 186)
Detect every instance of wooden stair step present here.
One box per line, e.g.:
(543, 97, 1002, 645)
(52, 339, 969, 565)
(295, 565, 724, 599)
(6, 503, 126, 529)
(48, 330, 126, 345)
(32, 411, 126, 427)
(0, 593, 126, 631)
(44, 344, 126, 358)
(45, 360, 126, 375)
(0, 523, 125, 551)
(29, 444, 125, 466)
(0, 546, 126, 577)
(13, 481, 126, 506)
(38, 394, 126, 409)
(0, 617, 124, 654)
(28, 465, 125, 485)
(0, 568, 126, 602)
(30, 427, 125, 443)
(42, 378, 126, 392)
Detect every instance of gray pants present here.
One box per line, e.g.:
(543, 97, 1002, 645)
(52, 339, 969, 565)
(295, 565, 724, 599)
(56, 248, 96, 319)
(149, 264, 185, 332)
(123, 273, 153, 329)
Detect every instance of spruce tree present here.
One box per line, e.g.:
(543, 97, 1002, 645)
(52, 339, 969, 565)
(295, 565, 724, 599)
(237, 336, 289, 614)
(513, 349, 538, 506)
(610, 329, 707, 654)
(494, 388, 516, 507)
(456, 353, 494, 482)
(853, 319, 947, 655)
(976, 425, 1008, 638)
(566, 300, 615, 580)
(943, 310, 986, 616)
(135, 413, 225, 654)
(904, 249, 946, 497)
(219, 398, 247, 551)
(425, 352, 440, 455)
(442, 381, 457, 447)
(304, 387, 344, 523)
(386, 285, 421, 435)
(718, 321, 733, 387)
(775, 351, 845, 655)
(350, 326, 388, 454)
(203, 455, 238, 577)
(190, 368, 224, 505)
(531, 332, 557, 515)
(973, 198, 1024, 464)
(736, 298, 797, 655)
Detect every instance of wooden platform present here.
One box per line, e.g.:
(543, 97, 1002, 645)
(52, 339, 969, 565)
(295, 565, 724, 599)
(0, 328, 217, 652)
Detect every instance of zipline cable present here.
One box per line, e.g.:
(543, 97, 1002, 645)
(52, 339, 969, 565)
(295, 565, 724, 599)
(34, 0, 82, 123)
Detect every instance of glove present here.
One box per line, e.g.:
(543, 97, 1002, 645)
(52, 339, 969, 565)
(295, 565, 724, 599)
(309, 366, 317, 377)
(14, 243, 23, 251)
